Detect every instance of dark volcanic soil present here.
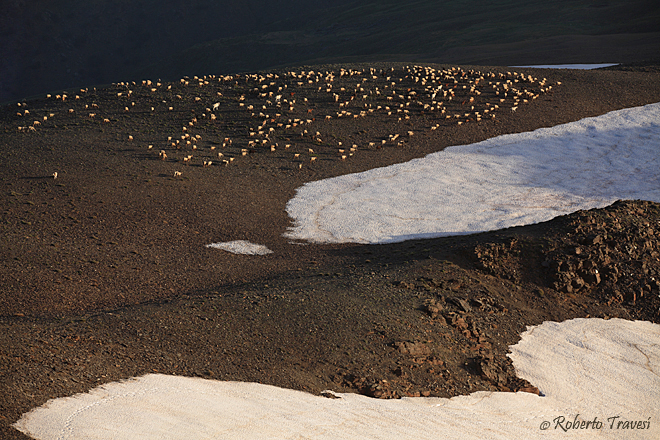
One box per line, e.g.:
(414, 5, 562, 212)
(1, 62, 659, 439)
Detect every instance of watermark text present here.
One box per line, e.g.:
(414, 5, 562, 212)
(539, 414, 651, 431)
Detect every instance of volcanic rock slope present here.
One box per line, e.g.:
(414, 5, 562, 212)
(1, 62, 660, 439)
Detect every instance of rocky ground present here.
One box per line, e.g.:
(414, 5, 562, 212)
(1, 62, 659, 439)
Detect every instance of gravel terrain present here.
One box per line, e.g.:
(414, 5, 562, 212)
(1, 62, 659, 439)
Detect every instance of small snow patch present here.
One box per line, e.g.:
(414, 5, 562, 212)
(205, 241, 273, 255)
(510, 64, 619, 70)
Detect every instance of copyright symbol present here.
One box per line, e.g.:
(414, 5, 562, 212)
(540, 421, 550, 430)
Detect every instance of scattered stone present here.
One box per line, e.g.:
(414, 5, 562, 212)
(424, 299, 443, 318)
(393, 280, 414, 289)
(467, 200, 659, 310)
(394, 341, 431, 356)
(518, 386, 541, 395)
(449, 297, 472, 313)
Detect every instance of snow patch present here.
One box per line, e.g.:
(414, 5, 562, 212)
(510, 64, 619, 70)
(205, 240, 273, 255)
(284, 103, 660, 244)
(14, 318, 660, 440)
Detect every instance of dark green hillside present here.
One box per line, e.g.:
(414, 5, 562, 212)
(148, 0, 660, 77)
(2, 0, 659, 102)
(0, 0, 353, 102)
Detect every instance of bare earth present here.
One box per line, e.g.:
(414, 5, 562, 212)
(1, 62, 659, 439)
